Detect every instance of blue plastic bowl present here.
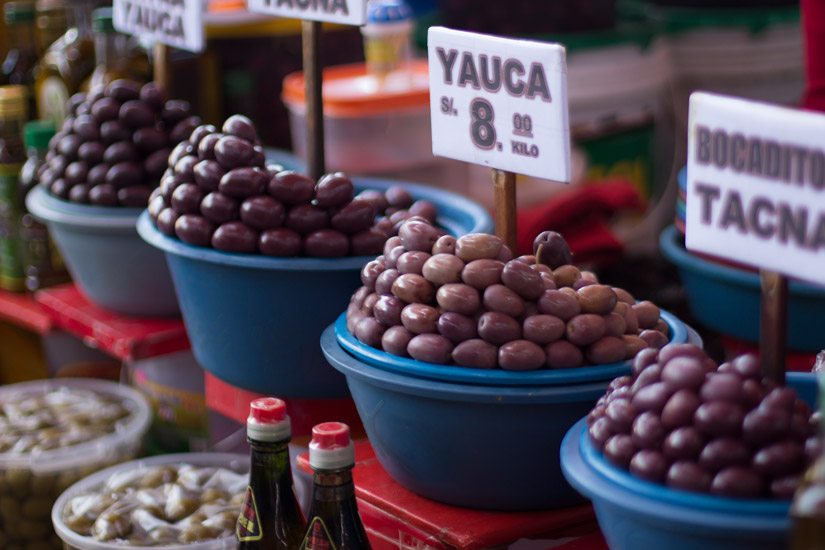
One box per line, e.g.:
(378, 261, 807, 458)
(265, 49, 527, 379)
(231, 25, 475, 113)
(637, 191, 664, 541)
(26, 185, 180, 317)
(138, 177, 493, 399)
(333, 309, 690, 386)
(561, 372, 816, 550)
(321, 322, 612, 511)
(660, 224, 825, 352)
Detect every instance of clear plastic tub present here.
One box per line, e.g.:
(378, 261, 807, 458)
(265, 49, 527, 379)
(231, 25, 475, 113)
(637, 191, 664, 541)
(0, 378, 151, 549)
(52, 453, 249, 550)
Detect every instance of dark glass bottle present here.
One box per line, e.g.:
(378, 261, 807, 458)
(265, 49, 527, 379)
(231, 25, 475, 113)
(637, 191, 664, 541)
(19, 119, 69, 290)
(300, 422, 371, 550)
(0, 85, 28, 292)
(237, 397, 307, 550)
(83, 7, 150, 92)
(2, 1, 39, 117)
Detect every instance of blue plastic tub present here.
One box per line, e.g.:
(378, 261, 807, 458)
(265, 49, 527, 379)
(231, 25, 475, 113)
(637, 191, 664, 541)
(138, 177, 493, 399)
(321, 322, 612, 511)
(561, 372, 816, 550)
(660, 224, 825, 352)
(333, 308, 690, 386)
(26, 185, 180, 317)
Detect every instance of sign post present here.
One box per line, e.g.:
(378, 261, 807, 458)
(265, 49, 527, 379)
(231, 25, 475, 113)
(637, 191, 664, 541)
(247, 0, 368, 181)
(427, 27, 570, 254)
(685, 91, 825, 384)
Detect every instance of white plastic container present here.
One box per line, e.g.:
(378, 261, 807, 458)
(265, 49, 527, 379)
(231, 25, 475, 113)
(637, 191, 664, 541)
(282, 59, 434, 175)
(0, 378, 151, 549)
(52, 453, 248, 550)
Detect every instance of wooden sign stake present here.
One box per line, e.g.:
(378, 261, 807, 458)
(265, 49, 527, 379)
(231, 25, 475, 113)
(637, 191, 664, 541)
(303, 20, 326, 182)
(492, 168, 518, 254)
(759, 269, 788, 386)
(153, 42, 170, 92)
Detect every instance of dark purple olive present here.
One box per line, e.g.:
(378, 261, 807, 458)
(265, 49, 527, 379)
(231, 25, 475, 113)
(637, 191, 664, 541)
(170, 116, 202, 143)
(259, 228, 302, 257)
(285, 204, 329, 235)
(357, 189, 389, 216)
(72, 114, 100, 141)
(91, 97, 121, 123)
(77, 141, 105, 165)
(314, 173, 354, 208)
(666, 461, 712, 493)
(269, 171, 315, 205)
(174, 154, 199, 184)
(175, 214, 215, 246)
(222, 114, 257, 142)
(197, 133, 222, 161)
(171, 183, 205, 214)
(219, 167, 267, 198)
(303, 229, 349, 257)
(694, 401, 744, 438)
(68, 183, 91, 203)
(100, 120, 131, 144)
(105, 79, 141, 102)
(88, 163, 110, 186)
(604, 434, 637, 469)
(189, 124, 216, 149)
(161, 99, 192, 126)
(106, 162, 144, 188)
(240, 196, 285, 229)
(545, 340, 583, 369)
(134, 127, 168, 153)
(533, 230, 573, 268)
(710, 467, 764, 498)
(537, 289, 580, 320)
(156, 208, 179, 236)
(350, 229, 386, 256)
(214, 135, 255, 169)
(103, 141, 138, 165)
(144, 148, 171, 179)
(498, 340, 545, 371)
(193, 160, 225, 193)
(452, 339, 497, 369)
(50, 178, 70, 198)
(64, 161, 88, 185)
(331, 199, 374, 234)
(88, 183, 118, 206)
(385, 185, 414, 209)
(57, 134, 82, 160)
(119, 100, 154, 128)
(699, 438, 750, 472)
(117, 185, 152, 207)
(629, 449, 669, 483)
(477, 311, 521, 345)
(501, 259, 544, 300)
(407, 333, 453, 364)
(381, 325, 414, 357)
(200, 192, 240, 224)
(212, 221, 258, 253)
(139, 82, 166, 110)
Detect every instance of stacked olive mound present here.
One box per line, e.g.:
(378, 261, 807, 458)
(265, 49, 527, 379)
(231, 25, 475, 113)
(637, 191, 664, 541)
(346, 224, 670, 369)
(40, 79, 201, 206)
(148, 114, 440, 257)
(0, 389, 136, 550)
(63, 463, 247, 546)
(587, 343, 821, 498)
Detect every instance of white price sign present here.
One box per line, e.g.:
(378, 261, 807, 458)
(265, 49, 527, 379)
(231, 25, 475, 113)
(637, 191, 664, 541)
(247, 0, 367, 26)
(427, 27, 570, 182)
(686, 91, 825, 286)
(113, 0, 204, 53)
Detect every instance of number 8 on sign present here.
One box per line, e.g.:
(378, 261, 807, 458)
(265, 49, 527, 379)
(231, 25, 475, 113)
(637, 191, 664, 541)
(471, 99, 496, 150)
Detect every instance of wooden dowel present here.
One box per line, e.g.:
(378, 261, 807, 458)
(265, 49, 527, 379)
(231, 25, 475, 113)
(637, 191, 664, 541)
(303, 20, 325, 182)
(492, 169, 517, 253)
(153, 42, 170, 92)
(759, 269, 788, 386)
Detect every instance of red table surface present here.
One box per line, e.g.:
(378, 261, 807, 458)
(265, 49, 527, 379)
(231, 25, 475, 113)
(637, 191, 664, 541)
(297, 440, 597, 550)
(0, 289, 51, 334)
(34, 283, 190, 361)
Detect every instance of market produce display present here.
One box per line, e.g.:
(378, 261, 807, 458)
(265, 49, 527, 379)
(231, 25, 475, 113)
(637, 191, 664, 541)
(345, 222, 670, 369)
(148, 114, 444, 257)
(61, 463, 246, 546)
(0, 381, 149, 550)
(40, 79, 200, 206)
(587, 343, 821, 499)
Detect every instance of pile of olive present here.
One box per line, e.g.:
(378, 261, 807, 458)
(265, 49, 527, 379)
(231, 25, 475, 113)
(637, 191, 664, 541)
(346, 224, 670, 370)
(62, 463, 247, 546)
(0, 387, 141, 550)
(148, 114, 440, 256)
(40, 79, 201, 206)
(587, 343, 821, 499)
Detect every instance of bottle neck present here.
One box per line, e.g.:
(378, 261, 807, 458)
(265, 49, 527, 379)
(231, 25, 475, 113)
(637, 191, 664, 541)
(310, 467, 356, 501)
(68, 0, 93, 39)
(94, 32, 127, 69)
(0, 116, 26, 164)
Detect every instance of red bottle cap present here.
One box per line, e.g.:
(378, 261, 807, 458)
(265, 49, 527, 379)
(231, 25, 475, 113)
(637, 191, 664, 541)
(309, 422, 354, 470)
(247, 397, 290, 442)
(250, 397, 287, 423)
(311, 422, 350, 449)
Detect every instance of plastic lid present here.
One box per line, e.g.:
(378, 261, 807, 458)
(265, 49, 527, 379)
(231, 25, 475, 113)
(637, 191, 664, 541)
(281, 60, 429, 117)
(4, 1, 35, 24)
(247, 397, 291, 442)
(24, 120, 56, 150)
(91, 6, 114, 33)
(367, 0, 412, 23)
(309, 422, 355, 470)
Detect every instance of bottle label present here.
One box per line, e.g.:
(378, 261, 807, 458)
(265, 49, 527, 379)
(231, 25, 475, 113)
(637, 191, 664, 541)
(300, 517, 337, 550)
(0, 166, 25, 291)
(236, 486, 263, 542)
(38, 76, 69, 127)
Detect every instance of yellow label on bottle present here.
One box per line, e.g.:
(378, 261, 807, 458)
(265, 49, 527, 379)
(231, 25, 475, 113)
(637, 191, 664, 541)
(236, 486, 263, 542)
(300, 517, 337, 550)
(37, 76, 69, 126)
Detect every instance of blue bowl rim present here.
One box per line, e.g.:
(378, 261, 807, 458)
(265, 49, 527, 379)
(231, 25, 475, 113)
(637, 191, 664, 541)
(137, 176, 493, 272)
(333, 309, 689, 387)
(321, 323, 610, 403)
(26, 185, 144, 229)
(660, 224, 825, 298)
